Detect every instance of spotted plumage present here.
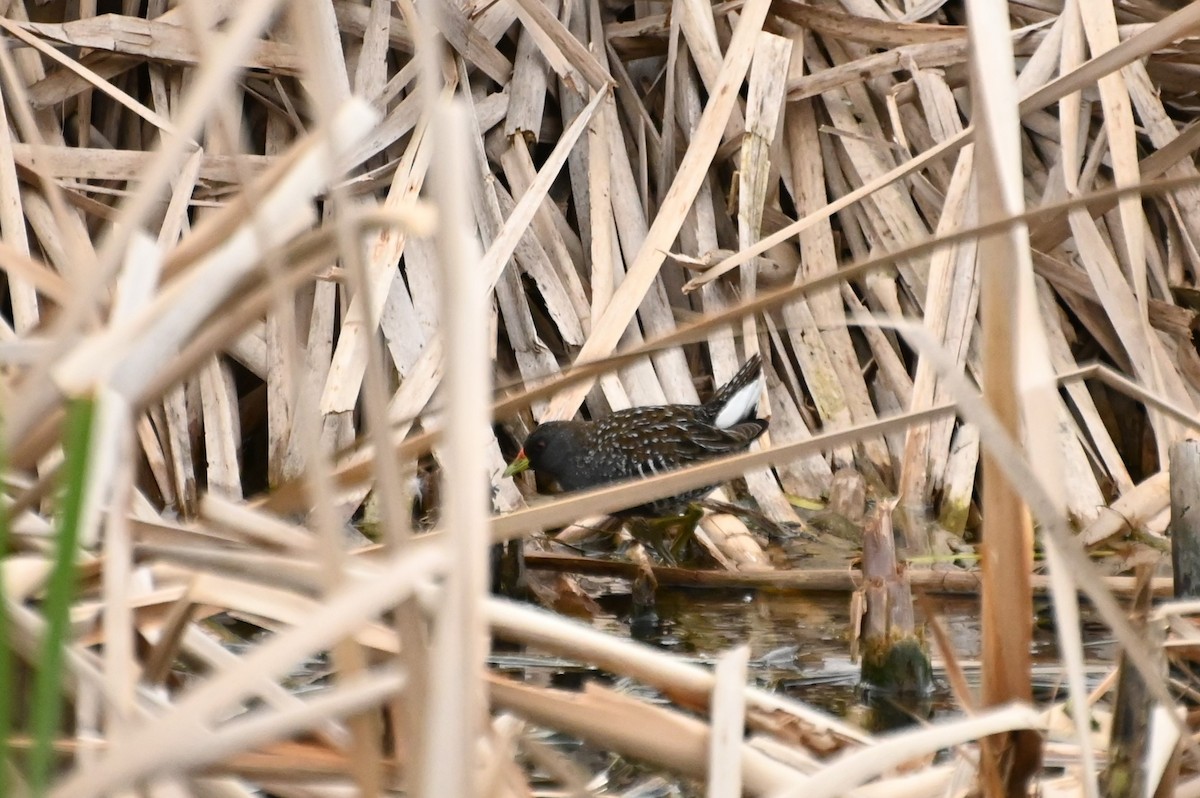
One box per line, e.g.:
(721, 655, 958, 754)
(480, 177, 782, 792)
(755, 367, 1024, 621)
(504, 355, 768, 516)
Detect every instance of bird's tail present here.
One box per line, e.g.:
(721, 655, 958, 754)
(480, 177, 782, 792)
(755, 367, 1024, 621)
(707, 354, 764, 429)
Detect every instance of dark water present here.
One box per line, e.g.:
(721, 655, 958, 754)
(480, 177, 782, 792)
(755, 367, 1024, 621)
(493, 587, 1117, 732)
(493, 586, 1122, 796)
(597, 588, 964, 728)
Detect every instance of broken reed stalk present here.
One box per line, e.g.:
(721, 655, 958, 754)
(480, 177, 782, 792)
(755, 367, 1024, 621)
(707, 644, 750, 798)
(1170, 440, 1200, 601)
(856, 499, 931, 698)
(1102, 567, 1166, 798)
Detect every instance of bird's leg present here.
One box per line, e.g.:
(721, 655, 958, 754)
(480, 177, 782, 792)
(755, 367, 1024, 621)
(628, 517, 676, 564)
(628, 505, 706, 565)
(666, 503, 705, 563)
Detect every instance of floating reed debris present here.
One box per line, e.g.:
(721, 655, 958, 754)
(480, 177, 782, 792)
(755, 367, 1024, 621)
(3, 0, 1200, 795)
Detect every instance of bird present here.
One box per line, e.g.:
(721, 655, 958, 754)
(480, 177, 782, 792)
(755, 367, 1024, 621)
(503, 354, 768, 518)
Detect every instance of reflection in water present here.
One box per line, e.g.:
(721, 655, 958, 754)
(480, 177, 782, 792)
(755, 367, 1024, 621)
(595, 589, 957, 732)
(493, 586, 1115, 734)
(595, 588, 1111, 732)
(491, 586, 1118, 791)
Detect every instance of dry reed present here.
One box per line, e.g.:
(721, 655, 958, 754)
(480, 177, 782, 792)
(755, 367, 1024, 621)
(2, 0, 1200, 795)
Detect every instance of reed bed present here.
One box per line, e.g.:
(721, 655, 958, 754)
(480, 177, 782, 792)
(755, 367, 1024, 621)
(3, 0, 1200, 794)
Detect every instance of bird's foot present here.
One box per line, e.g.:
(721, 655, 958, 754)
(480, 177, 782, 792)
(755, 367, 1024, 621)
(629, 504, 705, 565)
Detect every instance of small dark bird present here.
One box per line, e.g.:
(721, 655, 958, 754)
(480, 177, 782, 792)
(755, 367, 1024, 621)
(503, 355, 768, 517)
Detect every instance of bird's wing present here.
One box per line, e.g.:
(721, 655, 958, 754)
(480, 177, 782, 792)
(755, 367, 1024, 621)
(621, 421, 766, 476)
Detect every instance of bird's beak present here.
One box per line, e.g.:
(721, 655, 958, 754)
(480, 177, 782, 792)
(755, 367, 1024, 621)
(503, 448, 530, 477)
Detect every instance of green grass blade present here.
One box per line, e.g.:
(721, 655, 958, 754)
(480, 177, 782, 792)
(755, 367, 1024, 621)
(29, 398, 95, 796)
